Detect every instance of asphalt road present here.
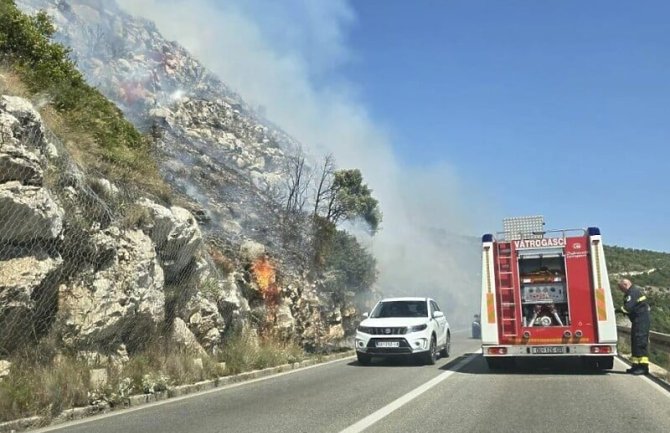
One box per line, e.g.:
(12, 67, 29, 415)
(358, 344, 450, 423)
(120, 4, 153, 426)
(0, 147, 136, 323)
(34, 329, 670, 433)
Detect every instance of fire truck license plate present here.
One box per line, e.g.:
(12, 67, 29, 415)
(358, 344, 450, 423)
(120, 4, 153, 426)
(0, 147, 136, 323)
(376, 341, 400, 348)
(531, 346, 564, 354)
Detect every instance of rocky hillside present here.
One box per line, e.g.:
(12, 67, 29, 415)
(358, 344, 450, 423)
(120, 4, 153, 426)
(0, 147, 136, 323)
(2, 0, 371, 371)
(16, 0, 304, 249)
(5, 0, 371, 350)
(0, 92, 357, 358)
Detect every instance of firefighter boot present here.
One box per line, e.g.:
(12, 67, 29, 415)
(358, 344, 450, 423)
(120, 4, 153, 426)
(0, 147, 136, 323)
(630, 364, 649, 375)
(626, 357, 640, 373)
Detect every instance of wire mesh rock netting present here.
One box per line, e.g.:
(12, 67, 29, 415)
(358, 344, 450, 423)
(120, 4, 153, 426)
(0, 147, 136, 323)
(0, 95, 341, 422)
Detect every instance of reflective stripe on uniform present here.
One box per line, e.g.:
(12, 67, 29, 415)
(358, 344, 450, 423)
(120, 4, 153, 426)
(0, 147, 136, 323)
(637, 295, 647, 303)
(621, 306, 629, 313)
(638, 356, 649, 365)
(630, 356, 640, 363)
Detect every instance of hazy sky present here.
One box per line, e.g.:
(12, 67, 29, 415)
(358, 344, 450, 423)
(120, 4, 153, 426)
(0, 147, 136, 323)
(117, 0, 669, 253)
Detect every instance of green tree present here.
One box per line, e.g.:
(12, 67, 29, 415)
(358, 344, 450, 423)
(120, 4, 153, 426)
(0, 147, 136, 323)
(322, 229, 378, 296)
(324, 169, 382, 234)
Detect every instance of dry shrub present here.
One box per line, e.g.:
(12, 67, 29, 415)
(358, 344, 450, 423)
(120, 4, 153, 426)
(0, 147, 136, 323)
(218, 330, 304, 374)
(0, 65, 29, 97)
(0, 355, 90, 422)
(209, 245, 236, 275)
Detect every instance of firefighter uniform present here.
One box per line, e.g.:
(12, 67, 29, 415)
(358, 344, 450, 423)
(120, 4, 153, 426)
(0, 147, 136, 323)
(619, 285, 651, 374)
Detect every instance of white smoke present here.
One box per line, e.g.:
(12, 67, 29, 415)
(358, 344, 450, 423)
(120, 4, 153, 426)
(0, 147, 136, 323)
(116, 0, 493, 325)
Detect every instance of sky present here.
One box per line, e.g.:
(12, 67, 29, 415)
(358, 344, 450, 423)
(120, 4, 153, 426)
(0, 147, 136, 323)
(344, 0, 669, 252)
(114, 0, 668, 321)
(117, 0, 669, 253)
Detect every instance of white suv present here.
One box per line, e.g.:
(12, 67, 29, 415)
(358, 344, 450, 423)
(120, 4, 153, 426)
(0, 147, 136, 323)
(355, 297, 450, 365)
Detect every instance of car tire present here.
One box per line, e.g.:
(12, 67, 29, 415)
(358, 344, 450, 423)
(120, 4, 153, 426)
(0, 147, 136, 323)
(423, 336, 437, 365)
(357, 353, 371, 365)
(439, 333, 450, 358)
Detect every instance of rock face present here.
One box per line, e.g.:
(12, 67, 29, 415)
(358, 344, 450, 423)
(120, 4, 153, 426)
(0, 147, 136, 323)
(0, 182, 64, 242)
(4, 0, 370, 360)
(137, 199, 203, 283)
(0, 98, 64, 354)
(0, 95, 250, 358)
(0, 247, 62, 352)
(57, 227, 165, 351)
(0, 143, 44, 185)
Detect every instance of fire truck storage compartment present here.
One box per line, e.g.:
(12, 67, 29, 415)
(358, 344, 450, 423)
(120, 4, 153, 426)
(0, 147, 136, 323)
(517, 249, 569, 327)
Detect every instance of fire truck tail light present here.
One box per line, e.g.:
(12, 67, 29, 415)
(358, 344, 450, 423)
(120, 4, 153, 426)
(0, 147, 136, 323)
(563, 330, 572, 338)
(590, 345, 612, 354)
(574, 330, 583, 338)
(487, 347, 507, 355)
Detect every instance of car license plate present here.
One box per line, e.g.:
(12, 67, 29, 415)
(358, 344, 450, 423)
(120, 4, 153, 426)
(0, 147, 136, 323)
(531, 346, 564, 354)
(376, 341, 400, 348)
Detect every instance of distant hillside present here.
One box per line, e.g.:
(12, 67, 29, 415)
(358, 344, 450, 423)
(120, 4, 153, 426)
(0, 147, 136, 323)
(605, 245, 670, 333)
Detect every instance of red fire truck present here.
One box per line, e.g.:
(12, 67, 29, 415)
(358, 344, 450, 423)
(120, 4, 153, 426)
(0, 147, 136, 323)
(480, 216, 618, 369)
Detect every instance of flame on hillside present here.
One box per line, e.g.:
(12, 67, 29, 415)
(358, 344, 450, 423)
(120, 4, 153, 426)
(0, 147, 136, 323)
(252, 255, 275, 292)
(251, 255, 281, 328)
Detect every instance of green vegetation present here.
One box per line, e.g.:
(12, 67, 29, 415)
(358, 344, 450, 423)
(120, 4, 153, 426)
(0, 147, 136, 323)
(0, 333, 306, 422)
(283, 154, 381, 296)
(216, 330, 304, 375)
(605, 245, 670, 334)
(0, 337, 89, 422)
(325, 169, 382, 234)
(0, 0, 167, 197)
(322, 229, 378, 296)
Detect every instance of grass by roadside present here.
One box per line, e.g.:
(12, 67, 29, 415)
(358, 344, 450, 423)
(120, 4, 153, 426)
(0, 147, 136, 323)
(0, 331, 316, 423)
(217, 332, 304, 375)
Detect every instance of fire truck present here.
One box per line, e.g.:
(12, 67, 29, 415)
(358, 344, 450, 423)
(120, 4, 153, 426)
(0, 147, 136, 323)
(480, 216, 618, 370)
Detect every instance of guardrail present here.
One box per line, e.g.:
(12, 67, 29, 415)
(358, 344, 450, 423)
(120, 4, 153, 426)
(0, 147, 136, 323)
(617, 326, 670, 351)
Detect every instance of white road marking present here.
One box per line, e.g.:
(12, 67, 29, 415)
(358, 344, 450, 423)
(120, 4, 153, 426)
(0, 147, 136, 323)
(614, 357, 670, 399)
(31, 355, 355, 433)
(339, 351, 480, 433)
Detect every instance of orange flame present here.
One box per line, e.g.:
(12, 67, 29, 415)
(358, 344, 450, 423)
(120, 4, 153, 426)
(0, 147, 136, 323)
(251, 256, 276, 293)
(251, 256, 281, 330)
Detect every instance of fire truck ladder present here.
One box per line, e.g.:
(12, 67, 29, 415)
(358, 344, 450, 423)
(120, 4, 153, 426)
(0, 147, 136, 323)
(496, 242, 518, 338)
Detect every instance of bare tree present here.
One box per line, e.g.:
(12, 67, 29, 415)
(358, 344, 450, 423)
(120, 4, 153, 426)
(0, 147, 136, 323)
(284, 152, 311, 216)
(313, 153, 335, 218)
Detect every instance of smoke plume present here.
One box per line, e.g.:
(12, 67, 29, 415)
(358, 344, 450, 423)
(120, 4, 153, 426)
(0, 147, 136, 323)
(116, 0, 490, 326)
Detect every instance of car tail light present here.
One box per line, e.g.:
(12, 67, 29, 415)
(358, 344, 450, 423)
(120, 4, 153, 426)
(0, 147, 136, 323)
(590, 345, 612, 354)
(487, 347, 507, 355)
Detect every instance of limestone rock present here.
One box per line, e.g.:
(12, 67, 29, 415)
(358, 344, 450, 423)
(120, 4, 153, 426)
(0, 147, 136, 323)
(57, 228, 165, 350)
(0, 144, 44, 186)
(239, 240, 267, 264)
(138, 199, 203, 283)
(0, 95, 47, 149)
(171, 317, 207, 356)
(0, 181, 64, 242)
(0, 360, 11, 378)
(0, 247, 62, 352)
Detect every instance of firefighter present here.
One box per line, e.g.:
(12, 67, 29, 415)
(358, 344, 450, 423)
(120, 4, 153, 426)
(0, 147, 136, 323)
(616, 279, 651, 375)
